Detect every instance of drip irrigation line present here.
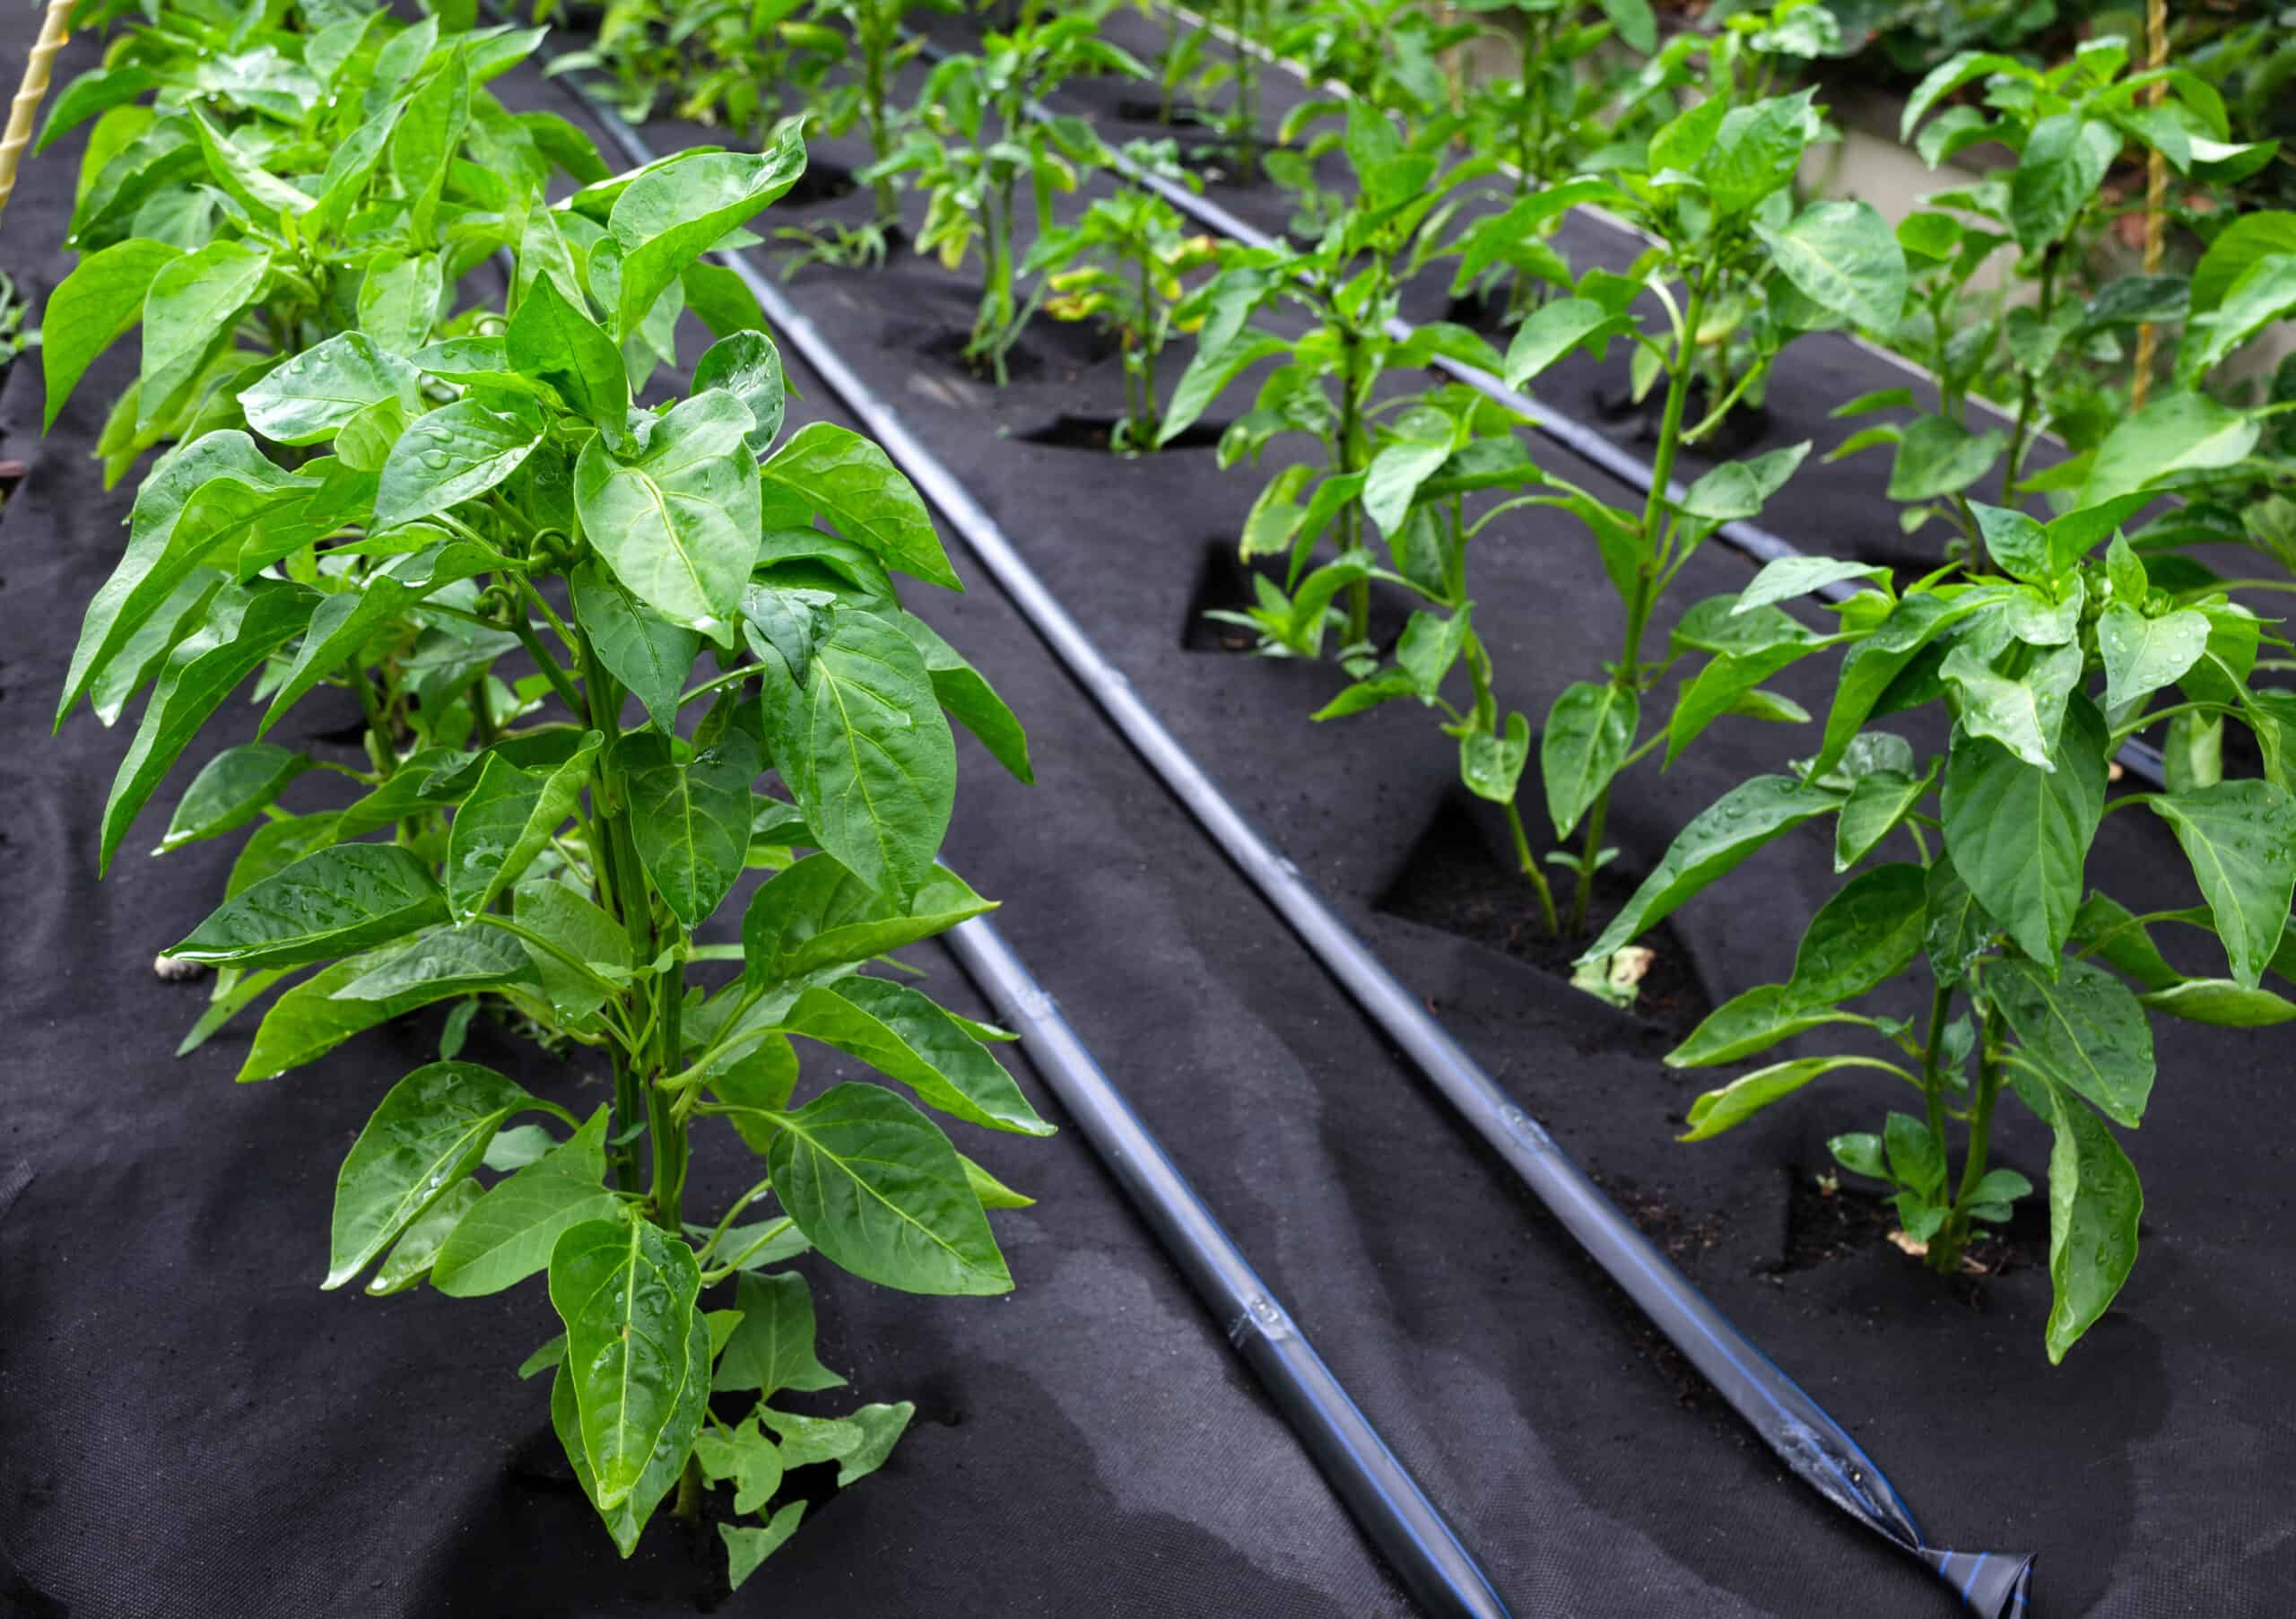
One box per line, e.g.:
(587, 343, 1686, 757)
(535, 51, 2036, 1617)
(899, 30, 2170, 793)
(944, 916, 1514, 1619)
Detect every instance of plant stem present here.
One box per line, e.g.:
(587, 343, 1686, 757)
(1335, 319, 1368, 647)
(2001, 240, 2063, 503)
(1933, 1004, 2005, 1273)
(1919, 975, 1953, 1164)
(1505, 799, 1561, 934)
(1569, 267, 1709, 936)
(865, 15, 897, 230)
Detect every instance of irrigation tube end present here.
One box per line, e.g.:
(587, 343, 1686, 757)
(1921, 1547, 2035, 1617)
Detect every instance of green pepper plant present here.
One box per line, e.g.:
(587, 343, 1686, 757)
(1476, 60, 1909, 947)
(1437, 0, 1661, 325)
(1024, 138, 1219, 450)
(39, 12, 607, 479)
(545, 0, 847, 137)
(869, 6, 1144, 381)
(1588, 487, 2296, 1361)
(1833, 38, 2276, 539)
(812, 0, 961, 231)
(52, 101, 1047, 1585)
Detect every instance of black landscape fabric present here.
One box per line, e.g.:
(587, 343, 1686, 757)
(4, 11, 2294, 1618)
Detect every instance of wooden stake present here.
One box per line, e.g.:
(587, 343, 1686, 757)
(2132, 0, 2169, 410)
(0, 0, 76, 225)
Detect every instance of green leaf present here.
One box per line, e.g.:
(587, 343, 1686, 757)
(41, 238, 182, 429)
(694, 330, 787, 456)
(365, 1177, 483, 1296)
(570, 560, 698, 735)
(59, 431, 314, 723)
(604, 132, 807, 338)
(1941, 696, 2109, 968)
(742, 855, 995, 988)
(765, 1082, 1011, 1295)
(2081, 392, 2260, 507)
(1665, 642, 1822, 764)
(358, 245, 443, 353)
(160, 744, 309, 852)
(1501, 297, 1628, 388)
(2008, 115, 2117, 255)
(693, 1409, 785, 1511)
(576, 391, 761, 632)
(2031, 1078, 2143, 1363)
(1941, 640, 2083, 770)
(1990, 957, 2154, 1127)
(513, 879, 632, 1024)
(2148, 780, 2296, 988)
(241, 332, 417, 447)
(1578, 776, 1845, 964)
(330, 923, 535, 1002)
(2180, 254, 2296, 380)
(2098, 605, 2208, 711)
(432, 1107, 620, 1296)
(1541, 682, 1637, 839)
(2139, 979, 2296, 1027)
(764, 1400, 912, 1486)
(615, 727, 761, 930)
(550, 1307, 709, 1554)
(446, 733, 604, 919)
(1678, 442, 1810, 522)
(1460, 710, 1531, 804)
(761, 606, 956, 901)
(893, 612, 1033, 785)
(1756, 202, 1907, 333)
(1680, 1056, 1901, 1141)
(139, 239, 270, 428)
(327, 1061, 542, 1288)
(1734, 556, 1884, 614)
(391, 48, 468, 240)
(174, 844, 448, 969)
(1835, 766, 1931, 872)
(375, 397, 544, 533)
(548, 1214, 703, 1510)
(1788, 863, 1926, 1003)
(714, 1270, 848, 1397)
(1665, 982, 1865, 1068)
(721, 1502, 807, 1591)
(100, 587, 315, 873)
(1886, 416, 2005, 501)
(759, 422, 959, 591)
(1699, 91, 1821, 218)
(506, 274, 629, 440)
(785, 977, 1052, 1136)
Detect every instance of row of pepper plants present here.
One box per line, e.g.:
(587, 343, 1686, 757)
(30, 0, 1050, 1589)
(607, 0, 2296, 1363)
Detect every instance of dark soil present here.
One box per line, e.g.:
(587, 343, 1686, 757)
(1778, 1169, 2048, 1286)
(1113, 98, 1219, 129)
(1016, 411, 1228, 454)
(1179, 537, 1415, 656)
(1595, 379, 1772, 463)
(1377, 794, 1717, 1045)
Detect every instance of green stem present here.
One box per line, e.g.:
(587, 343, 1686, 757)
(1569, 267, 1709, 936)
(1336, 320, 1368, 647)
(1505, 800, 1561, 934)
(1933, 1004, 2005, 1273)
(702, 1216, 796, 1284)
(1919, 976, 1953, 1165)
(2001, 241, 2063, 503)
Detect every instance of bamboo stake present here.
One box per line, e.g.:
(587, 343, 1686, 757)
(0, 0, 76, 226)
(2132, 0, 2169, 409)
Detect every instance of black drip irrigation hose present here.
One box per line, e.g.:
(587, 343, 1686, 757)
(901, 29, 2170, 795)
(536, 50, 2035, 1617)
(944, 918, 1513, 1619)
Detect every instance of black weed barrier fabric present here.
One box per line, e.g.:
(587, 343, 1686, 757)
(3, 11, 2293, 1618)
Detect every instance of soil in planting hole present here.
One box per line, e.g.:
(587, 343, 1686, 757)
(1377, 792, 1716, 1045)
(779, 158, 857, 208)
(1017, 411, 1228, 454)
(1778, 1167, 2048, 1289)
(1595, 379, 1771, 463)
(1179, 536, 1413, 655)
(1114, 97, 1219, 129)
